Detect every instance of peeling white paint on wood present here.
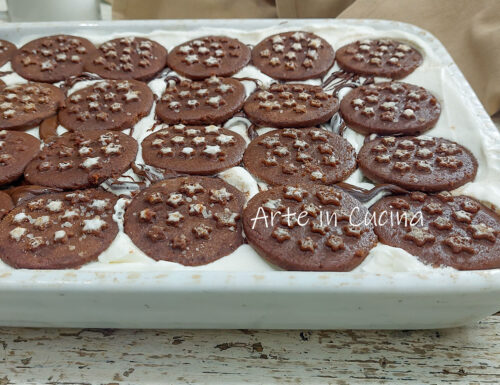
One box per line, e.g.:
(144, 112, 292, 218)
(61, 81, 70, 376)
(0, 315, 499, 384)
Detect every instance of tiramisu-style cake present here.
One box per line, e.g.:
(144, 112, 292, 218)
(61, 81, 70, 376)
(0, 28, 497, 272)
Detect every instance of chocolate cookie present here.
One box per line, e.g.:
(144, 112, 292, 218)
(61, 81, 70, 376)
(58, 79, 154, 132)
(0, 82, 64, 130)
(340, 82, 440, 135)
(244, 83, 338, 128)
(12, 35, 96, 83)
(243, 185, 377, 271)
(142, 124, 246, 175)
(124, 176, 245, 265)
(244, 128, 356, 186)
(84, 37, 167, 81)
(0, 130, 41, 186)
(24, 130, 138, 190)
(336, 39, 423, 79)
(6, 185, 62, 206)
(0, 39, 16, 67)
(371, 192, 500, 270)
(168, 36, 250, 79)
(0, 191, 14, 219)
(156, 76, 246, 125)
(252, 31, 335, 81)
(0, 189, 118, 269)
(39, 115, 59, 142)
(358, 136, 477, 192)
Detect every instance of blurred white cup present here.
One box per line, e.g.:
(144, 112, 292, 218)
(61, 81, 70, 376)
(5, 0, 101, 22)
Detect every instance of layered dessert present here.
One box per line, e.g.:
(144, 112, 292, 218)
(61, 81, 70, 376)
(0, 23, 498, 273)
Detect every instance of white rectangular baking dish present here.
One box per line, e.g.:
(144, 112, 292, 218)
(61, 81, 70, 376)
(0, 19, 499, 329)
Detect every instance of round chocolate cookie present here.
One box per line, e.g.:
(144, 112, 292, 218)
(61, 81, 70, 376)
(358, 136, 477, 192)
(142, 124, 246, 175)
(124, 176, 245, 265)
(244, 128, 356, 186)
(168, 36, 250, 80)
(58, 79, 154, 132)
(12, 35, 96, 83)
(244, 83, 338, 128)
(84, 37, 167, 81)
(0, 39, 16, 67)
(156, 76, 246, 125)
(0, 191, 14, 219)
(336, 39, 423, 79)
(340, 82, 440, 135)
(0, 130, 41, 186)
(0, 189, 118, 269)
(371, 192, 500, 270)
(0, 82, 64, 130)
(243, 185, 377, 271)
(24, 130, 138, 190)
(252, 31, 335, 81)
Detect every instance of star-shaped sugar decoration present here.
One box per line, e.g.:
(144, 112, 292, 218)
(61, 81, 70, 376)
(180, 181, 205, 196)
(179, 45, 193, 54)
(263, 198, 285, 212)
(184, 54, 199, 64)
(215, 134, 235, 145)
(283, 186, 308, 202)
(124, 90, 140, 102)
(22, 56, 34, 66)
(204, 125, 220, 134)
(290, 32, 306, 42)
(214, 208, 240, 228)
(310, 130, 328, 141)
(310, 220, 328, 235)
(82, 216, 107, 234)
(41, 60, 54, 71)
(204, 56, 220, 67)
(443, 235, 475, 254)
(431, 216, 453, 231)
(453, 210, 473, 224)
(192, 224, 212, 239)
(272, 35, 284, 44)
(166, 211, 184, 225)
(203, 145, 222, 157)
(308, 38, 322, 49)
(403, 226, 435, 246)
(171, 234, 189, 250)
(315, 187, 341, 205)
(216, 84, 233, 94)
(298, 237, 317, 252)
(167, 193, 185, 207)
(469, 223, 497, 243)
(326, 235, 344, 251)
(206, 75, 221, 84)
(206, 96, 224, 108)
(271, 227, 291, 243)
(209, 187, 232, 204)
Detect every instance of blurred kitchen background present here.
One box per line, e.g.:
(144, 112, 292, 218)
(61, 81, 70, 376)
(0, 0, 111, 22)
(0, 0, 498, 125)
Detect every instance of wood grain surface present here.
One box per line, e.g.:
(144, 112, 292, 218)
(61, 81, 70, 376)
(0, 314, 499, 384)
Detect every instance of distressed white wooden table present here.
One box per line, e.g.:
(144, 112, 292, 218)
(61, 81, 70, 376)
(0, 314, 499, 384)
